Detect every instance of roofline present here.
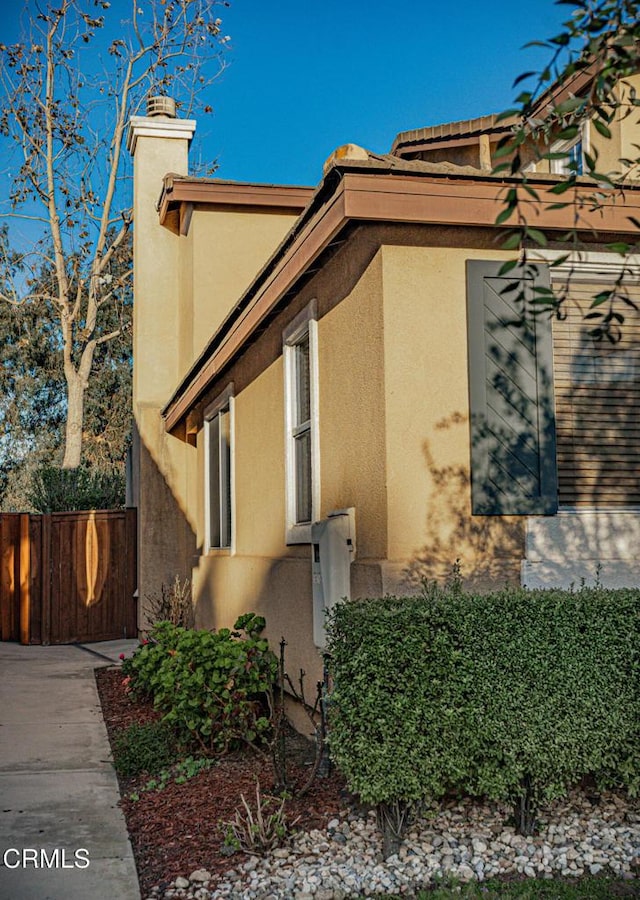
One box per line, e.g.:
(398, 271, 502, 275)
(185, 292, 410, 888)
(392, 114, 514, 156)
(163, 164, 640, 434)
(527, 58, 600, 121)
(158, 176, 314, 225)
(391, 58, 602, 157)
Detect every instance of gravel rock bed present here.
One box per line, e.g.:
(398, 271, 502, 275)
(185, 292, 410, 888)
(146, 789, 639, 899)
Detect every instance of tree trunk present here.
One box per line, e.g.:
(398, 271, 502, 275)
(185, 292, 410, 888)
(62, 372, 86, 469)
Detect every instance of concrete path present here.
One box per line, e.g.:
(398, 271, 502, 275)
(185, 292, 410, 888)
(0, 639, 141, 900)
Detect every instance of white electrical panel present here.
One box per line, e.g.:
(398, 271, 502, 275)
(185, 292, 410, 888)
(311, 507, 356, 649)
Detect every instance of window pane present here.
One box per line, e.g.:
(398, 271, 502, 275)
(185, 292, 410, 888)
(294, 335, 311, 426)
(208, 415, 221, 548)
(568, 139, 583, 174)
(219, 408, 232, 548)
(294, 428, 312, 523)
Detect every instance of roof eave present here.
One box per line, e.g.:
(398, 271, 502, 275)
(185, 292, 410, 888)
(163, 165, 640, 434)
(157, 175, 314, 225)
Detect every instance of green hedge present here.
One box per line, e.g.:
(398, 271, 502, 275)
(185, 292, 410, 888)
(28, 465, 125, 512)
(326, 585, 639, 839)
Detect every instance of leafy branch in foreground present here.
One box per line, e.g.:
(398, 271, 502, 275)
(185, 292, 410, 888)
(493, 0, 640, 335)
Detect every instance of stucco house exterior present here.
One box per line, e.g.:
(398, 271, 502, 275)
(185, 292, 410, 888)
(128, 71, 640, 680)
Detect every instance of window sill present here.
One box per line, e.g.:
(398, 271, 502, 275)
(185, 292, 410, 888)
(286, 523, 312, 545)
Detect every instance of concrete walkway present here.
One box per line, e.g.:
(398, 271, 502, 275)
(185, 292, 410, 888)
(0, 639, 141, 900)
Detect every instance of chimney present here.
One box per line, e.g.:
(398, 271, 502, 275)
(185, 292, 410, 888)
(126, 96, 195, 156)
(127, 98, 196, 407)
(146, 95, 177, 118)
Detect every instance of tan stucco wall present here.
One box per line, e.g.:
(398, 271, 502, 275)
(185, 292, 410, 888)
(178, 208, 301, 374)
(190, 235, 390, 681)
(192, 357, 319, 681)
(131, 124, 201, 624)
(381, 243, 525, 590)
(133, 134, 186, 405)
(317, 250, 387, 560)
(131, 119, 305, 624)
(619, 73, 640, 175)
(186, 226, 534, 676)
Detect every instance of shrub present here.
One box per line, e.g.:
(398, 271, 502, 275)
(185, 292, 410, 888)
(326, 585, 640, 849)
(123, 614, 278, 754)
(222, 781, 299, 855)
(112, 720, 178, 777)
(28, 464, 125, 512)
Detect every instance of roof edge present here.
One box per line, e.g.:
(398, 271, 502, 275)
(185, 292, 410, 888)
(158, 176, 314, 223)
(163, 163, 640, 433)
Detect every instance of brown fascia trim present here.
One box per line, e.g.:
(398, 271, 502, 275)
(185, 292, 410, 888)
(158, 176, 314, 225)
(163, 166, 640, 434)
(527, 59, 600, 121)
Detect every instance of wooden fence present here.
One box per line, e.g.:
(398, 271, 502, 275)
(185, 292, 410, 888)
(0, 509, 137, 645)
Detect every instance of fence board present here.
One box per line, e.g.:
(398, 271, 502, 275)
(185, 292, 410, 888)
(27, 515, 43, 645)
(0, 515, 21, 641)
(0, 510, 137, 645)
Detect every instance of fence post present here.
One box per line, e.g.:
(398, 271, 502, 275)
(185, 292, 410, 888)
(19, 513, 31, 645)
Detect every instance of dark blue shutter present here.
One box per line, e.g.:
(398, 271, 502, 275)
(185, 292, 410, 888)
(466, 260, 558, 515)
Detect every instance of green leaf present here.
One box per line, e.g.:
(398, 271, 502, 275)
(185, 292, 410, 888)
(498, 259, 521, 276)
(554, 98, 584, 116)
(493, 143, 516, 159)
(549, 180, 574, 194)
(548, 254, 570, 268)
(512, 71, 536, 87)
(495, 206, 515, 225)
(556, 125, 580, 141)
(524, 227, 548, 247)
(606, 242, 632, 255)
(522, 183, 541, 200)
(593, 118, 612, 139)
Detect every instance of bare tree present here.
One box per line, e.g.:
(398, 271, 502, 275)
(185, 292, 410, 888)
(0, 0, 229, 468)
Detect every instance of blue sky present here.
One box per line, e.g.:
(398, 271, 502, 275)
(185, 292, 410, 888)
(0, 0, 571, 197)
(201, 0, 570, 187)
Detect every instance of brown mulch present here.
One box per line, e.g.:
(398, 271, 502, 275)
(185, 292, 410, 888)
(95, 666, 349, 897)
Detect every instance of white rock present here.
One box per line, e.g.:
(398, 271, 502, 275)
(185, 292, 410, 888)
(189, 869, 211, 883)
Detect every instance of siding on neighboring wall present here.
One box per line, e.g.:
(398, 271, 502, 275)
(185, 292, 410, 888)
(552, 280, 640, 506)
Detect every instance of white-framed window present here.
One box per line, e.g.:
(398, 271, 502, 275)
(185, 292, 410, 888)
(204, 383, 234, 552)
(283, 300, 320, 544)
(550, 122, 589, 175)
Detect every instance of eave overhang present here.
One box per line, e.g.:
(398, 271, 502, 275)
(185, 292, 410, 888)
(163, 163, 640, 436)
(158, 176, 314, 234)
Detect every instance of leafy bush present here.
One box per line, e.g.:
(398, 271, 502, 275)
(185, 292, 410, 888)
(28, 464, 125, 512)
(326, 585, 640, 846)
(123, 614, 278, 754)
(112, 720, 178, 777)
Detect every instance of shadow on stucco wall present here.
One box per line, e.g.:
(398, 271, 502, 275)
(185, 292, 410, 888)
(403, 412, 525, 591)
(135, 429, 199, 631)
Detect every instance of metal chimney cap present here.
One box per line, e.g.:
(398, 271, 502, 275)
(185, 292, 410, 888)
(147, 96, 177, 118)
